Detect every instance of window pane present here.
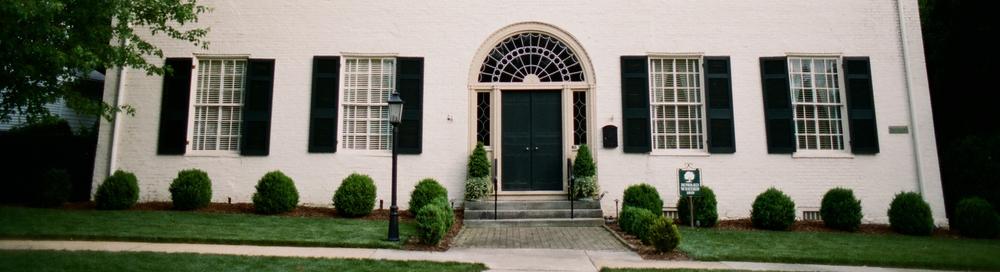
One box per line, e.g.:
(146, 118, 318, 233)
(342, 57, 395, 151)
(788, 57, 845, 151)
(648, 58, 705, 150)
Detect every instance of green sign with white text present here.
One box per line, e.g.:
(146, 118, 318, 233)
(678, 169, 701, 197)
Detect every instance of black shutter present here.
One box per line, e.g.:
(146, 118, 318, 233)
(621, 56, 651, 153)
(308, 56, 340, 153)
(240, 59, 275, 156)
(396, 57, 423, 154)
(704, 57, 736, 154)
(157, 58, 192, 155)
(760, 57, 795, 154)
(844, 57, 880, 154)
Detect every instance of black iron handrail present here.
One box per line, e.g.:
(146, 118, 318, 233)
(567, 158, 574, 219)
(492, 158, 498, 220)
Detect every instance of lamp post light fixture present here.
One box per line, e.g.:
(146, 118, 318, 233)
(386, 91, 404, 242)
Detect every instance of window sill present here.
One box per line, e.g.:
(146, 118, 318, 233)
(649, 150, 710, 157)
(791, 151, 854, 159)
(338, 149, 393, 157)
(184, 151, 241, 158)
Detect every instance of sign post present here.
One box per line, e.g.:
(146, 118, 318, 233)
(678, 168, 701, 227)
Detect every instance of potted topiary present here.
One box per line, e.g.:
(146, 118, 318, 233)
(572, 144, 599, 201)
(464, 142, 492, 201)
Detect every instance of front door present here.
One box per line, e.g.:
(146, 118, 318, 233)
(501, 91, 563, 191)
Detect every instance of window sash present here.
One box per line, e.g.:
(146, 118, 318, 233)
(191, 59, 246, 152)
(788, 57, 846, 151)
(648, 57, 705, 150)
(341, 57, 396, 151)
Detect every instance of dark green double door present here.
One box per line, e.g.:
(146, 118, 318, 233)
(502, 91, 563, 191)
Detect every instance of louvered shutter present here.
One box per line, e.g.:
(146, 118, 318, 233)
(157, 58, 192, 155)
(308, 56, 340, 153)
(240, 59, 275, 156)
(760, 57, 795, 154)
(704, 57, 736, 153)
(621, 56, 651, 153)
(844, 57, 880, 154)
(396, 57, 423, 154)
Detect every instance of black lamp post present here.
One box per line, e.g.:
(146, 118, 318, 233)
(386, 91, 404, 242)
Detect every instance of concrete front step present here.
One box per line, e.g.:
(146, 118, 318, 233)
(465, 209, 603, 220)
(464, 218, 606, 227)
(465, 200, 601, 210)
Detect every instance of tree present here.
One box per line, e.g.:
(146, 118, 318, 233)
(0, 0, 209, 123)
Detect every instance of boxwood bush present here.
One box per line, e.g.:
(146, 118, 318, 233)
(409, 178, 447, 213)
(252, 171, 299, 214)
(623, 183, 663, 216)
(619, 205, 658, 243)
(888, 191, 934, 236)
(647, 216, 682, 252)
(32, 169, 71, 207)
(465, 142, 492, 201)
(820, 187, 862, 231)
(169, 169, 212, 210)
(751, 188, 796, 231)
(95, 170, 139, 210)
(431, 196, 454, 230)
(954, 197, 999, 238)
(416, 200, 452, 245)
(676, 186, 718, 227)
(333, 173, 377, 217)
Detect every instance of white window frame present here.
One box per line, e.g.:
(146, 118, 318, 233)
(647, 55, 709, 156)
(338, 56, 397, 155)
(185, 56, 248, 157)
(787, 55, 853, 158)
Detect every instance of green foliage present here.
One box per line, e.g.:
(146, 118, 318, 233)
(751, 188, 796, 231)
(333, 173, 376, 217)
(623, 183, 663, 216)
(647, 216, 682, 253)
(820, 188, 862, 232)
(464, 176, 492, 201)
(416, 203, 448, 245)
(169, 169, 212, 211)
(467, 142, 491, 178)
(573, 144, 596, 177)
(954, 197, 999, 238)
(0, 0, 210, 122)
(32, 169, 71, 207)
(619, 206, 658, 243)
(409, 178, 448, 214)
(431, 196, 455, 231)
(252, 171, 299, 214)
(940, 134, 1000, 228)
(676, 186, 718, 228)
(95, 170, 139, 210)
(888, 192, 935, 236)
(571, 176, 599, 200)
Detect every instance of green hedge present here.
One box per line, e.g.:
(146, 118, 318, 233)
(252, 171, 299, 214)
(676, 186, 718, 227)
(415, 197, 454, 245)
(751, 188, 796, 231)
(888, 192, 934, 236)
(647, 216, 682, 252)
(954, 197, 999, 238)
(333, 173, 376, 217)
(623, 183, 663, 216)
(169, 169, 212, 210)
(409, 178, 447, 214)
(32, 169, 71, 208)
(95, 170, 139, 210)
(820, 188, 862, 232)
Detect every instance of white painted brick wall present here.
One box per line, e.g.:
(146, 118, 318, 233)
(93, 0, 946, 224)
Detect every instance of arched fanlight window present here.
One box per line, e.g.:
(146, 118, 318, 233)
(478, 32, 585, 83)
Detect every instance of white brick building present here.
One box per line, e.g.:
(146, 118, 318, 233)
(93, 0, 947, 224)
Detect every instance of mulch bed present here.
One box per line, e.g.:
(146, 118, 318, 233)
(61, 201, 414, 221)
(604, 222, 691, 260)
(716, 219, 960, 238)
(403, 210, 464, 252)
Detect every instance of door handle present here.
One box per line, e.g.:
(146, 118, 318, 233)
(525, 147, 530, 151)
(534, 147, 540, 150)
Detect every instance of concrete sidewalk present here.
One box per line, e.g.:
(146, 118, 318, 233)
(0, 240, 954, 272)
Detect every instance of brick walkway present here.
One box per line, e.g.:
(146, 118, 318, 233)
(453, 227, 628, 251)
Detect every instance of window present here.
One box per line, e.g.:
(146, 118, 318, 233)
(478, 32, 585, 83)
(191, 58, 246, 152)
(573, 91, 587, 146)
(648, 58, 705, 150)
(476, 92, 491, 146)
(342, 57, 395, 151)
(788, 57, 845, 151)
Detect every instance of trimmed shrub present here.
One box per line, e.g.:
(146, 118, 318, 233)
(573, 144, 596, 177)
(820, 188, 862, 231)
(333, 173, 377, 217)
(32, 169, 71, 207)
(647, 216, 682, 252)
(95, 170, 139, 210)
(751, 188, 796, 231)
(954, 197, 999, 238)
(464, 176, 491, 201)
(416, 203, 448, 245)
(888, 192, 934, 236)
(467, 142, 491, 178)
(618, 205, 640, 234)
(571, 176, 599, 200)
(252, 171, 299, 214)
(409, 178, 448, 214)
(431, 196, 455, 230)
(676, 186, 718, 228)
(623, 183, 663, 216)
(169, 169, 212, 210)
(619, 205, 658, 243)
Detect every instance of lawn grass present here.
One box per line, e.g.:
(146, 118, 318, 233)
(0, 250, 486, 272)
(678, 227, 1000, 271)
(0, 206, 415, 249)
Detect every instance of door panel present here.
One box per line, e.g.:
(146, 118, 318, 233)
(530, 92, 563, 190)
(501, 91, 563, 191)
(501, 92, 532, 191)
